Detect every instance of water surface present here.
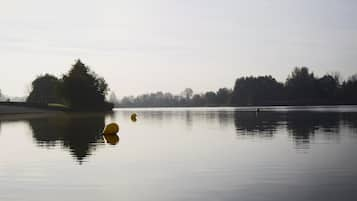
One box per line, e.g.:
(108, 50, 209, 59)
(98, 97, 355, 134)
(0, 106, 356, 201)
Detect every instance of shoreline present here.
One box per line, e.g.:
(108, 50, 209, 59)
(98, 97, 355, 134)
(0, 104, 65, 115)
(1, 102, 356, 115)
(0, 102, 112, 115)
(115, 103, 357, 108)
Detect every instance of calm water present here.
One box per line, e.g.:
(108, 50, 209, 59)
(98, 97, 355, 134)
(0, 106, 357, 201)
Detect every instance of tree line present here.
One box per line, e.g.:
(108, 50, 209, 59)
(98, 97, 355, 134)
(116, 67, 357, 107)
(2, 65, 356, 108)
(114, 87, 232, 107)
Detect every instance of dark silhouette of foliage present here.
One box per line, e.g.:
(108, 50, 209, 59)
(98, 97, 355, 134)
(191, 94, 205, 106)
(61, 60, 112, 111)
(285, 67, 318, 101)
(204, 91, 218, 105)
(229, 67, 356, 106)
(231, 76, 284, 105)
(216, 88, 232, 105)
(341, 74, 357, 103)
(27, 74, 62, 104)
(316, 74, 340, 101)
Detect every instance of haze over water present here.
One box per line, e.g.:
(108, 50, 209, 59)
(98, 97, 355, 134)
(0, 106, 356, 201)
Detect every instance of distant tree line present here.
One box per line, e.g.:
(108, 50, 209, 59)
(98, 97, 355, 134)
(231, 67, 357, 105)
(26, 60, 113, 111)
(115, 87, 232, 107)
(117, 67, 357, 107)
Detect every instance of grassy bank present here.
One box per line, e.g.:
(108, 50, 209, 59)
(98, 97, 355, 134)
(0, 102, 69, 114)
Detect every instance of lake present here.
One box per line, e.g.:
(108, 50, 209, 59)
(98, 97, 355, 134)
(0, 106, 356, 201)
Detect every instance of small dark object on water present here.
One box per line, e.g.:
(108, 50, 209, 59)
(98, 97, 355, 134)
(256, 108, 261, 112)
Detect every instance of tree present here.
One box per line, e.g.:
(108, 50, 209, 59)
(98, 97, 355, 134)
(317, 74, 340, 100)
(216, 88, 232, 105)
(182, 88, 194, 100)
(191, 94, 205, 106)
(341, 74, 357, 103)
(285, 67, 317, 101)
(61, 59, 111, 110)
(231, 76, 284, 105)
(27, 74, 62, 104)
(204, 91, 217, 105)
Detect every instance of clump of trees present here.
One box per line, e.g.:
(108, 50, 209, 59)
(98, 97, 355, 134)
(26, 60, 113, 111)
(61, 60, 110, 110)
(117, 67, 357, 107)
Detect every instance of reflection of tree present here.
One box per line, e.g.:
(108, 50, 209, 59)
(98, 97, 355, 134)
(234, 111, 283, 137)
(218, 111, 233, 127)
(185, 111, 192, 128)
(341, 113, 357, 133)
(233, 111, 346, 148)
(286, 112, 340, 145)
(286, 113, 317, 142)
(28, 114, 105, 164)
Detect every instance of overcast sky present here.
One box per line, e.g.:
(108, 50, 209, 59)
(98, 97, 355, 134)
(1, 0, 356, 97)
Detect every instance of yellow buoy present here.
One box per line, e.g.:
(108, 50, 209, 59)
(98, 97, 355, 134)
(130, 113, 137, 122)
(103, 134, 120, 145)
(103, 123, 119, 135)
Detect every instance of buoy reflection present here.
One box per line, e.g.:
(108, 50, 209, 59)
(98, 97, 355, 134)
(103, 133, 120, 145)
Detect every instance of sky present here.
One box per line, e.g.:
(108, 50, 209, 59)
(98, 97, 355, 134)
(0, 0, 356, 98)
